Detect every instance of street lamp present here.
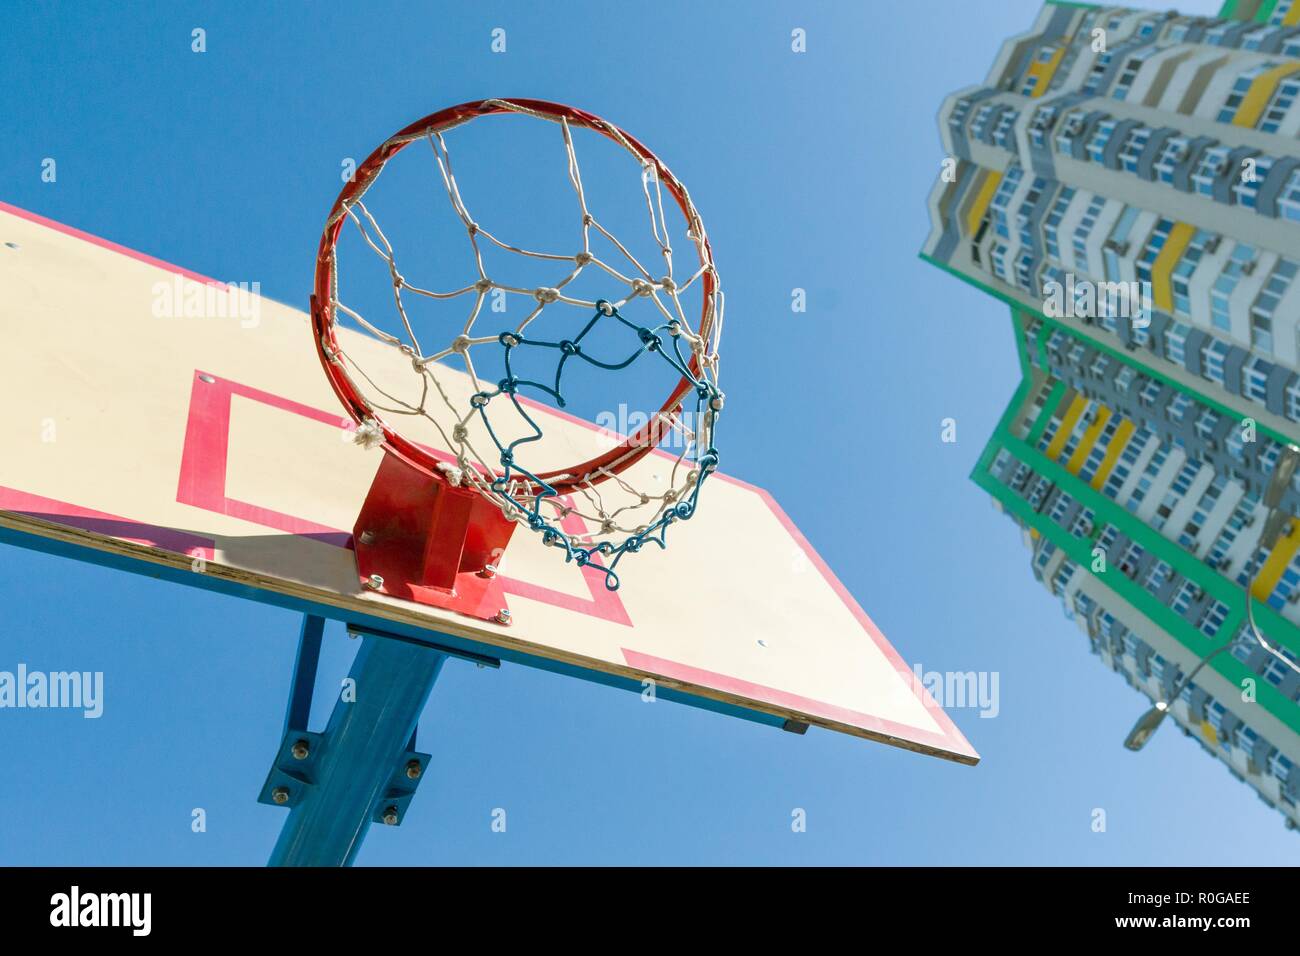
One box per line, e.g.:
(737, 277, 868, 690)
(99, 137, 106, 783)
(1124, 443, 1300, 752)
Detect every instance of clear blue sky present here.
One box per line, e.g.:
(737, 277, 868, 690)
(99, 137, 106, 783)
(4, 0, 1284, 866)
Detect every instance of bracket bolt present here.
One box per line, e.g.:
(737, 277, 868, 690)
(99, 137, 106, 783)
(271, 787, 290, 805)
(494, 608, 512, 626)
(405, 759, 422, 780)
(478, 564, 497, 579)
(382, 806, 400, 826)
(365, 574, 384, 591)
(291, 739, 310, 760)
(358, 530, 376, 545)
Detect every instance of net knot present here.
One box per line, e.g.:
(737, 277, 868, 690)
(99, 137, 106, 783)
(451, 334, 471, 353)
(659, 276, 676, 293)
(352, 418, 385, 449)
(436, 461, 464, 486)
(630, 278, 653, 297)
(574, 251, 593, 266)
(535, 287, 560, 304)
(474, 277, 493, 293)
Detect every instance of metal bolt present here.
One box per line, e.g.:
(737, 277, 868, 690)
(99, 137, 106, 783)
(364, 574, 384, 591)
(478, 564, 497, 579)
(405, 759, 422, 780)
(291, 739, 310, 760)
(358, 530, 376, 545)
(198, 373, 216, 384)
(494, 608, 512, 626)
(271, 787, 290, 805)
(382, 806, 400, 826)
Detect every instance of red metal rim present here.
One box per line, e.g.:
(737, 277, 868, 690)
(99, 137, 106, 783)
(312, 98, 717, 493)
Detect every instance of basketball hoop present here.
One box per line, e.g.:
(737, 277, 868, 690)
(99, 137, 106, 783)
(311, 98, 723, 608)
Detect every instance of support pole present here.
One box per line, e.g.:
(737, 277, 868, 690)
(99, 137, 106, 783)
(268, 634, 446, 867)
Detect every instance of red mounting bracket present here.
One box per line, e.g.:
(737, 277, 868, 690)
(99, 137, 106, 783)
(352, 451, 517, 623)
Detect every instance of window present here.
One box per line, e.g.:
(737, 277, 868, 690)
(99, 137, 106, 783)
(1043, 186, 1076, 262)
(1153, 136, 1190, 185)
(1192, 145, 1232, 198)
(1201, 338, 1231, 386)
(1171, 230, 1215, 317)
(1112, 49, 1158, 101)
(992, 108, 1020, 149)
(1165, 322, 1192, 366)
(1279, 168, 1300, 224)
(989, 165, 1024, 241)
(1287, 377, 1300, 422)
(1135, 218, 1173, 287)
(1231, 155, 1272, 208)
(1209, 243, 1256, 333)
(969, 103, 998, 142)
(1217, 63, 1280, 124)
(1167, 391, 1194, 425)
(1054, 109, 1089, 155)
(1072, 195, 1108, 272)
(1086, 119, 1119, 164)
(1027, 105, 1060, 149)
(1260, 76, 1300, 134)
(1104, 206, 1141, 280)
(1249, 259, 1298, 355)
(1244, 355, 1274, 403)
(1118, 126, 1152, 173)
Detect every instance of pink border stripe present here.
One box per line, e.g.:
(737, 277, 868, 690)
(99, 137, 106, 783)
(0, 487, 215, 560)
(0, 199, 225, 288)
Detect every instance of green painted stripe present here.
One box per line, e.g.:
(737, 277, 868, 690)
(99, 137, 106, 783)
(974, 455, 1300, 735)
(1256, 0, 1281, 23)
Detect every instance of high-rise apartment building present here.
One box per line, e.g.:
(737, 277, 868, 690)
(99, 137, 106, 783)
(924, 0, 1300, 826)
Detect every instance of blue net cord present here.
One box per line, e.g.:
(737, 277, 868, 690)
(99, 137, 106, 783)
(470, 300, 721, 591)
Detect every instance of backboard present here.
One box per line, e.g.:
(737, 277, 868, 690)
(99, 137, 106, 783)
(0, 200, 977, 765)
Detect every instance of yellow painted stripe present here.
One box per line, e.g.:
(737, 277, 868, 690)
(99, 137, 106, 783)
(963, 170, 1003, 237)
(1045, 395, 1088, 461)
(1066, 407, 1112, 474)
(1151, 222, 1194, 314)
(1090, 419, 1136, 490)
(1200, 721, 1218, 746)
(1025, 47, 1066, 98)
(1251, 516, 1300, 600)
(1233, 63, 1300, 129)
(1286, 2, 1300, 26)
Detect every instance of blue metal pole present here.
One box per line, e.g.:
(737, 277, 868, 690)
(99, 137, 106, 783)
(268, 635, 446, 866)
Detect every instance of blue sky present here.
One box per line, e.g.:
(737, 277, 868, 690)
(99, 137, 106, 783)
(4, 0, 1288, 866)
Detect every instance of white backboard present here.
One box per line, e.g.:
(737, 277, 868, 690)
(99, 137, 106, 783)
(0, 201, 977, 764)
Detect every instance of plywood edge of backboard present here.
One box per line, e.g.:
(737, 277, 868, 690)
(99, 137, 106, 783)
(0, 507, 979, 766)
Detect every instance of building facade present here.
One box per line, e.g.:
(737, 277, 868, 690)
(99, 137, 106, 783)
(924, 0, 1300, 826)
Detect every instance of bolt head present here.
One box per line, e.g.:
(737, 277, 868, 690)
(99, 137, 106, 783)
(382, 807, 400, 826)
(478, 564, 497, 579)
(271, 787, 290, 805)
(358, 530, 376, 545)
(405, 759, 422, 780)
(494, 608, 512, 625)
(364, 573, 384, 591)
(291, 739, 310, 760)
